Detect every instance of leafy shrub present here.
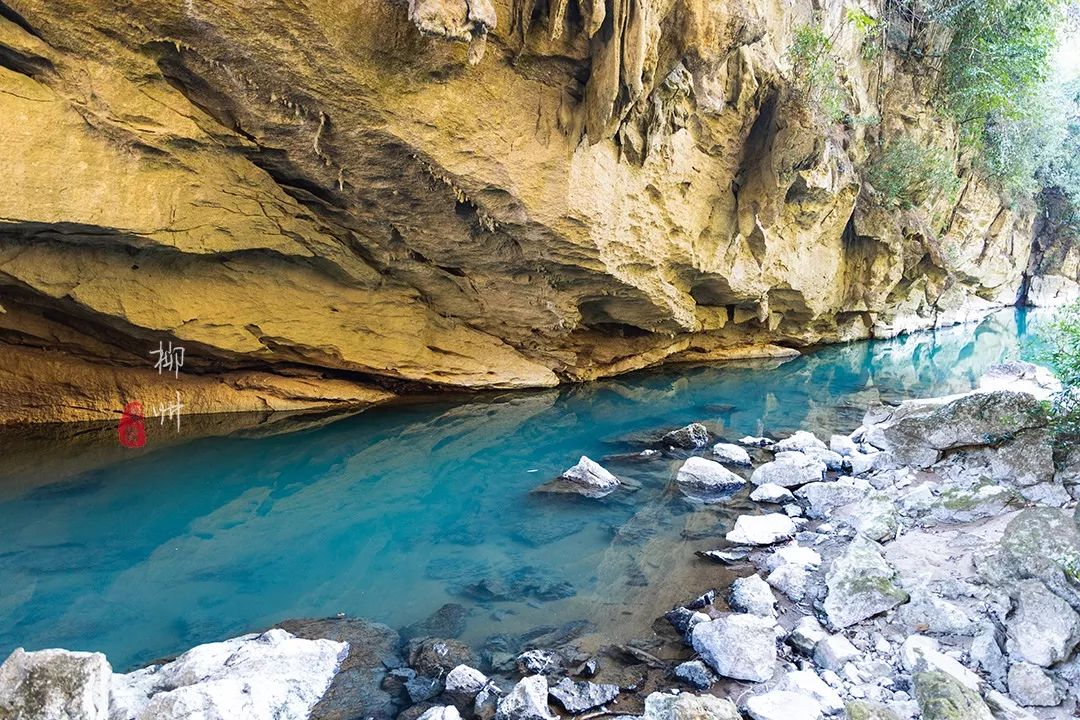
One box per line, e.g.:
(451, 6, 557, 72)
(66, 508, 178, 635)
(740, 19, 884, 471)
(787, 22, 847, 122)
(1039, 299, 1080, 442)
(864, 137, 961, 209)
(846, 7, 883, 61)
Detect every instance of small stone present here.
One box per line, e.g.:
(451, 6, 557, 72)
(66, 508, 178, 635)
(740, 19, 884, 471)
(741, 436, 775, 448)
(692, 614, 777, 682)
(751, 453, 827, 488)
(553, 456, 621, 498)
(767, 563, 812, 602)
(674, 660, 716, 690)
(548, 677, 620, 713)
(445, 664, 488, 700)
(726, 514, 797, 546)
(729, 574, 777, 617)
(662, 423, 710, 449)
(516, 649, 562, 675)
(1007, 663, 1060, 707)
(676, 457, 746, 501)
(751, 483, 795, 503)
(830, 434, 860, 457)
(775, 431, 828, 453)
(814, 635, 860, 670)
(713, 442, 753, 465)
(845, 700, 901, 720)
(785, 503, 804, 517)
(496, 676, 557, 720)
(788, 616, 828, 655)
(418, 707, 463, 720)
(746, 690, 824, 720)
(777, 670, 844, 714)
(848, 452, 880, 476)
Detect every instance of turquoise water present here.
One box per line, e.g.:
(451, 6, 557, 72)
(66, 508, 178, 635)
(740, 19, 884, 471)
(0, 309, 1044, 670)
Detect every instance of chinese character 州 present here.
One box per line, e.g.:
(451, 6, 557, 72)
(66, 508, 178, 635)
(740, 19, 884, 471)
(154, 390, 184, 432)
(150, 340, 185, 379)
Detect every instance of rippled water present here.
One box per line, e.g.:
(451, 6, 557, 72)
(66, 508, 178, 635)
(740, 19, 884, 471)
(0, 309, 1046, 670)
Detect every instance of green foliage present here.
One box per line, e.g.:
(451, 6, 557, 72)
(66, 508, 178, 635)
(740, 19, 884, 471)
(1039, 78, 1080, 210)
(787, 22, 847, 122)
(846, 7, 883, 60)
(1039, 299, 1080, 442)
(936, 0, 1064, 133)
(865, 137, 961, 210)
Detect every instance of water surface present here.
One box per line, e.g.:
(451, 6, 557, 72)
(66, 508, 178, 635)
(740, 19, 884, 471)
(0, 309, 1044, 669)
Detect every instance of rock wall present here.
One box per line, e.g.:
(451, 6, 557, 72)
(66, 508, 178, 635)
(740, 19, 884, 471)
(0, 0, 1039, 423)
(1026, 190, 1080, 306)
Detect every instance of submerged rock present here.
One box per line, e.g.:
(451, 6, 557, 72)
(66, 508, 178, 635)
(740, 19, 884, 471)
(712, 442, 752, 465)
(726, 514, 797, 546)
(402, 603, 468, 640)
(676, 457, 746, 501)
(548, 677, 619, 712)
(751, 453, 826, 488)
(691, 614, 777, 682)
(662, 423, 711, 449)
(496, 676, 557, 720)
(539, 456, 621, 498)
(823, 536, 908, 629)
(110, 629, 346, 720)
(0, 648, 111, 720)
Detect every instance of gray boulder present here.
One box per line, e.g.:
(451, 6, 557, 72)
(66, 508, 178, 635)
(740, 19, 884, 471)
(674, 660, 716, 690)
(642, 691, 741, 720)
(751, 453, 827, 488)
(751, 483, 795, 503)
(814, 635, 860, 670)
(787, 616, 828, 655)
(844, 701, 901, 720)
(913, 671, 994, 720)
(776, 431, 828, 453)
(745, 690, 823, 720)
(729, 574, 777, 617)
(691, 614, 777, 682)
(662, 423, 710, 449)
(865, 390, 1049, 469)
(776, 670, 844, 714)
(445, 664, 488, 702)
(548, 678, 619, 713)
(713, 442, 752, 465)
(1007, 663, 1060, 707)
(823, 536, 909, 629)
(417, 707, 463, 720)
(796, 480, 867, 520)
(496, 676, 557, 720)
(726, 514, 797, 546)
(1006, 579, 1080, 667)
(546, 456, 620, 498)
(0, 648, 111, 720)
(676, 457, 746, 501)
(110, 629, 347, 720)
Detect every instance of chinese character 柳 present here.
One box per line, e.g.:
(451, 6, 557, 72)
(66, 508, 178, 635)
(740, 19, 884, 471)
(150, 340, 185, 378)
(154, 390, 184, 432)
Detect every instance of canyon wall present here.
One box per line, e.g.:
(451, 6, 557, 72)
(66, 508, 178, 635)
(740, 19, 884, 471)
(0, 0, 1040, 423)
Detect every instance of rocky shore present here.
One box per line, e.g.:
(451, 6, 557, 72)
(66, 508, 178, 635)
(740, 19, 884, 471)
(2, 361, 1078, 720)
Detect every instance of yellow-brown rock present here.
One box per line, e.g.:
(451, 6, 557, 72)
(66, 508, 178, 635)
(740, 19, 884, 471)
(0, 0, 1038, 423)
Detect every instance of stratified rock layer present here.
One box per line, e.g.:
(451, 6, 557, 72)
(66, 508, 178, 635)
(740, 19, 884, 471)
(0, 0, 1039, 422)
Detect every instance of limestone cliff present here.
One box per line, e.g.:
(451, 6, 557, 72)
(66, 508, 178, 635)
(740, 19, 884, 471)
(0, 0, 1039, 423)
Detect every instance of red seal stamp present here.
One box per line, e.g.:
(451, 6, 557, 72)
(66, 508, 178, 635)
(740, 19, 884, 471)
(118, 401, 147, 448)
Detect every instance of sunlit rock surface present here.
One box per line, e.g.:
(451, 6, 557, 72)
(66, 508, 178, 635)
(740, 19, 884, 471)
(0, 0, 1045, 423)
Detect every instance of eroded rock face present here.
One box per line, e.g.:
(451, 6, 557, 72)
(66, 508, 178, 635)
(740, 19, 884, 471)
(0, 648, 111, 720)
(0, 0, 1042, 423)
